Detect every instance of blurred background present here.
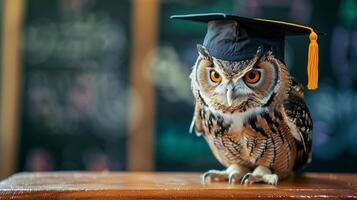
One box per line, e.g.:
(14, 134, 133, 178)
(0, 0, 356, 179)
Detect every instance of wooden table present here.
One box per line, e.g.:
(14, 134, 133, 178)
(0, 172, 356, 199)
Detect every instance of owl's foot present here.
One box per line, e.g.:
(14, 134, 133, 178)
(201, 164, 249, 184)
(241, 165, 278, 185)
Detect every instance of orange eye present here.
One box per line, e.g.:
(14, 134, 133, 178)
(244, 70, 261, 84)
(209, 70, 222, 83)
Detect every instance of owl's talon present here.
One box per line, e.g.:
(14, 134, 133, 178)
(228, 173, 235, 184)
(244, 174, 263, 184)
(228, 171, 242, 184)
(201, 173, 209, 184)
(201, 171, 215, 184)
(201, 169, 227, 184)
(240, 172, 253, 185)
(202, 164, 249, 184)
(242, 166, 279, 185)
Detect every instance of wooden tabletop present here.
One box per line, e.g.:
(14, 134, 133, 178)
(0, 172, 356, 199)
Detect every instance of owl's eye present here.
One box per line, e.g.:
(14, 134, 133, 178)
(244, 70, 261, 84)
(209, 70, 222, 83)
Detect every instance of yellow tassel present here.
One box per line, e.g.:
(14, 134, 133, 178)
(254, 18, 320, 90)
(307, 31, 318, 90)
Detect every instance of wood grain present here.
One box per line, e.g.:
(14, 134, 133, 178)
(0, 172, 356, 199)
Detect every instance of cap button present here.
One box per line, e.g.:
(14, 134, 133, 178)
(309, 31, 318, 41)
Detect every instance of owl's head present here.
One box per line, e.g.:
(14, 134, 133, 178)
(191, 45, 290, 113)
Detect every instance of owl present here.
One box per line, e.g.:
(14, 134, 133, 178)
(190, 45, 313, 185)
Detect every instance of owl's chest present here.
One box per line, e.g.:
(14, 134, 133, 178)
(202, 107, 267, 138)
(201, 107, 296, 172)
(201, 108, 265, 165)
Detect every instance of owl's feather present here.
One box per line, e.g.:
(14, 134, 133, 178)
(283, 77, 313, 170)
(190, 101, 204, 136)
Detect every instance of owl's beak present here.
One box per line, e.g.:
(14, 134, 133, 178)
(226, 84, 234, 107)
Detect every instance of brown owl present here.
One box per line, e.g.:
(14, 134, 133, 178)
(172, 13, 320, 185)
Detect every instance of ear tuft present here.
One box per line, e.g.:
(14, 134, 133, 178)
(197, 44, 211, 59)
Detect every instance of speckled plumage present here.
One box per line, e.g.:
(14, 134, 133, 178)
(190, 45, 312, 185)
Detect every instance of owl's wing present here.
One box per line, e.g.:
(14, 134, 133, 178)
(283, 78, 313, 170)
(190, 103, 204, 136)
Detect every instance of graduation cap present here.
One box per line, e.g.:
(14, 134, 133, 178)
(170, 13, 322, 90)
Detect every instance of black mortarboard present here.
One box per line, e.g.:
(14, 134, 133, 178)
(170, 13, 322, 90)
